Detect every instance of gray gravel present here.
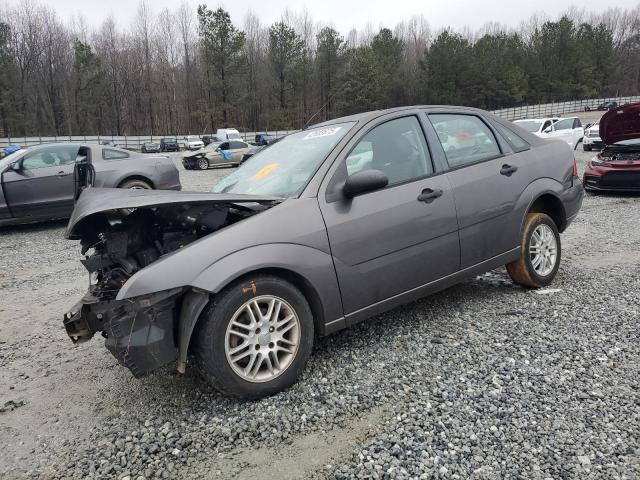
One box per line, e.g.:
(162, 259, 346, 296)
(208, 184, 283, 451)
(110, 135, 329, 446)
(1, 142, 639, 480)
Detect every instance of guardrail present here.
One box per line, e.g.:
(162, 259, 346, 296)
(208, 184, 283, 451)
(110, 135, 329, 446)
(0, 130, 299, 150)
(2, 94, 639, 149)
(490, 95, 640, 121)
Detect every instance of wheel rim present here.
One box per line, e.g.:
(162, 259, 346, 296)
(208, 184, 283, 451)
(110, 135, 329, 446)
(225, 295, 300, 383)
(529, 224, 557, 277)
(128, 184, 149, 190)
(199, 158, 208, 169)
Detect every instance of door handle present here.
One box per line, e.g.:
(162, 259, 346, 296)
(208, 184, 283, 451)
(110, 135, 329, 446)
(500, 164, 518, 176)
(57, 171, 70, 177)
(417, 188, 443, 203)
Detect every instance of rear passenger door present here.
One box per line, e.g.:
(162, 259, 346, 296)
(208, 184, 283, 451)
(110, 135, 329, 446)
(319, 114, 460, 315)
(427, 113, 530, 268)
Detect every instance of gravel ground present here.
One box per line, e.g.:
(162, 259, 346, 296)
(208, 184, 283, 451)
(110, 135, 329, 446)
(1, 131, 639, 480)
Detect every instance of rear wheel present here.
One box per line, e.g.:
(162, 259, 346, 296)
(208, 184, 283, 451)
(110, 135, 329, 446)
(197, 158, 209, 170)
(506, 213, 561, 288)
(194, 275, 314, 399)
(119, 179, 152, 190)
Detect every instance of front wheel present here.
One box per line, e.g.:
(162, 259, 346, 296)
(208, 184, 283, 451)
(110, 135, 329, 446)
(506, 213, 561, 288)
(193, 275, 314, 399)
(197, 157, 209, 170)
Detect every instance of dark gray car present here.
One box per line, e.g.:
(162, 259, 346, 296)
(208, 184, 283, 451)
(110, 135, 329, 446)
(63, 106, 583, 398)
(0, 143, 180, 226)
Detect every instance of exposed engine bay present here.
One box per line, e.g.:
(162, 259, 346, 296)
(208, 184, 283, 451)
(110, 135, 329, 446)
(78, 201, 272, 300)
(599, 147, 640, 162)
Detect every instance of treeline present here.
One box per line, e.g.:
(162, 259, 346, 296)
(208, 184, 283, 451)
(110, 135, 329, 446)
(0, 2, 639, 137)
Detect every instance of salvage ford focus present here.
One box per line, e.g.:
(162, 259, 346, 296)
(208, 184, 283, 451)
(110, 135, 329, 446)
(63, 106, 583, 398)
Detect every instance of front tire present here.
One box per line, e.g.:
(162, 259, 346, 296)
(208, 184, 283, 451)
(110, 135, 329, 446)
(197, 157, 209, 170)
(506, 213, 561, 288)
(193, 275, 314, 399)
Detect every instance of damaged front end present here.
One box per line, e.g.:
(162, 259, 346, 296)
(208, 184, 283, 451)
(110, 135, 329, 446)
(63, 188, 281, 376)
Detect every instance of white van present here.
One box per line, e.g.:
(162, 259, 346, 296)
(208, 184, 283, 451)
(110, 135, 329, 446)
(216, 128, 242, 141)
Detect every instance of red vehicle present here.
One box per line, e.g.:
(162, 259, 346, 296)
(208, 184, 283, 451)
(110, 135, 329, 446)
(583, 102, 640, 192)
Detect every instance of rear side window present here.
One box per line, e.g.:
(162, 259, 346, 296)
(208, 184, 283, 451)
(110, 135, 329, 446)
(230, 141, 246, 149)
(573, 118, 582, 129)
(429, 114, 501, 168)
(103, 148, 130, 160)
(553, 118, 574, 131)
(494, 123, 530, 152)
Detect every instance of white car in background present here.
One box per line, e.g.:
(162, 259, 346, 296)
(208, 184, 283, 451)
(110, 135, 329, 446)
(514, 117, 584, 149)
(582, 122, 603, 151)
(184, 135, 204, 151)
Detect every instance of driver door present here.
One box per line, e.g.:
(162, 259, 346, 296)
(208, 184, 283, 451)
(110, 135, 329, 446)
(319, 114, 460, 318)
(2, 144, 79, 220)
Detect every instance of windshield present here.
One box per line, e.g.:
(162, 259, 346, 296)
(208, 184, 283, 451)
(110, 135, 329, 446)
(514, 120, 542, 133)
(212, 123, 354, 197)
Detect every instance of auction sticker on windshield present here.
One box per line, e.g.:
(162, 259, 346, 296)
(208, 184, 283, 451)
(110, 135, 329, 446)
(304, 126, 342, 140)
(251, 162, 279, 180)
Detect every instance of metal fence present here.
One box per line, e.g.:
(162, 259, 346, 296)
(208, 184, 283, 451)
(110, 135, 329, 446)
(0, 130, 299, 150)
(490, 95, 640, 121)
(2, 94, 639, 149)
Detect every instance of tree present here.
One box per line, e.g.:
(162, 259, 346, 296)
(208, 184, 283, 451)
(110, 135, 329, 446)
(316, 27, 344, 120)
(197, 5, 245, 128)
(72, 39, 105, 133)
(267, 21, 303, 127)
(337, 46, 382, 115)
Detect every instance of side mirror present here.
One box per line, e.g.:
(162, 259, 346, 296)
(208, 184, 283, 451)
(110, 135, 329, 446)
(543, 127, 553, 134)
(343, 169, 388, 198)
(11, 161, 21, 171)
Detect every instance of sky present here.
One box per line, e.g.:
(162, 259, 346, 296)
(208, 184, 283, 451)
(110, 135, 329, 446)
(14, 0, 640, 32)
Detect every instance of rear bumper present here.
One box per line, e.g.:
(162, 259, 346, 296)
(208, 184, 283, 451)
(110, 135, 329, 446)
(63, 289, 182, 377)
(562, 178, 584, 230)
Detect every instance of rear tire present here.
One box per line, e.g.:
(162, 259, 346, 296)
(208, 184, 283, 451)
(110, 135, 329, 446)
(119, 179, 152, 190)
(506, 213, 561, 288)
(193, 275, 314, 399)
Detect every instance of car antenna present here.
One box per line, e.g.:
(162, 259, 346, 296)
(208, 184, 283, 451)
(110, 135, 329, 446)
(302, 86, 344, 130)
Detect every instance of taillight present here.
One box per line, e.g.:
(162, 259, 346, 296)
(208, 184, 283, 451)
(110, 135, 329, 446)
(572, 157, 578, 177)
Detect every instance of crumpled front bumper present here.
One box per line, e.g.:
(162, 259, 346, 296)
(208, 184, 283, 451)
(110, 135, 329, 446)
(63, 289, 182, 377)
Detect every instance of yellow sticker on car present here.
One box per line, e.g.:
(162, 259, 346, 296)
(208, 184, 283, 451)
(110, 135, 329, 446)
(251, 163, 278, 180)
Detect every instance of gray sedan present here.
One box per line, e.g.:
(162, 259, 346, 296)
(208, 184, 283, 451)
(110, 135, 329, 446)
(0, 143, 180, 226)
(64, 106, 583, 399)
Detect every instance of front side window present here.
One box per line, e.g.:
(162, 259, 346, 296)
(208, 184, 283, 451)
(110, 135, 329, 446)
(430, 114, 501, 168)
(213, 122, 354, 197)
(345, 116, 432, 184)
(102, 148, 130, 160)
(21, 145, 79, 169)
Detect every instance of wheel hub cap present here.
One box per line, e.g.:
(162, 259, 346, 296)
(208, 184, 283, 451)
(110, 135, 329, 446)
(529, 224, 557, 277)
(225, 295, 300, 383)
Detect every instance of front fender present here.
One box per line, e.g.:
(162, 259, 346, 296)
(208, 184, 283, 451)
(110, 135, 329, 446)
(190, 243, 344, 332)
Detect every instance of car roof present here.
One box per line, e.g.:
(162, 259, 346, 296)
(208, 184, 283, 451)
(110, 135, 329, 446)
(514, 117, 560, 122)
(310, 105, 524, 129)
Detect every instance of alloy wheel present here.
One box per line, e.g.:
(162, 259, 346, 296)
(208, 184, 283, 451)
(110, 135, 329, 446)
(529, 224, 557, 276)
(225, 295, 300, 383)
